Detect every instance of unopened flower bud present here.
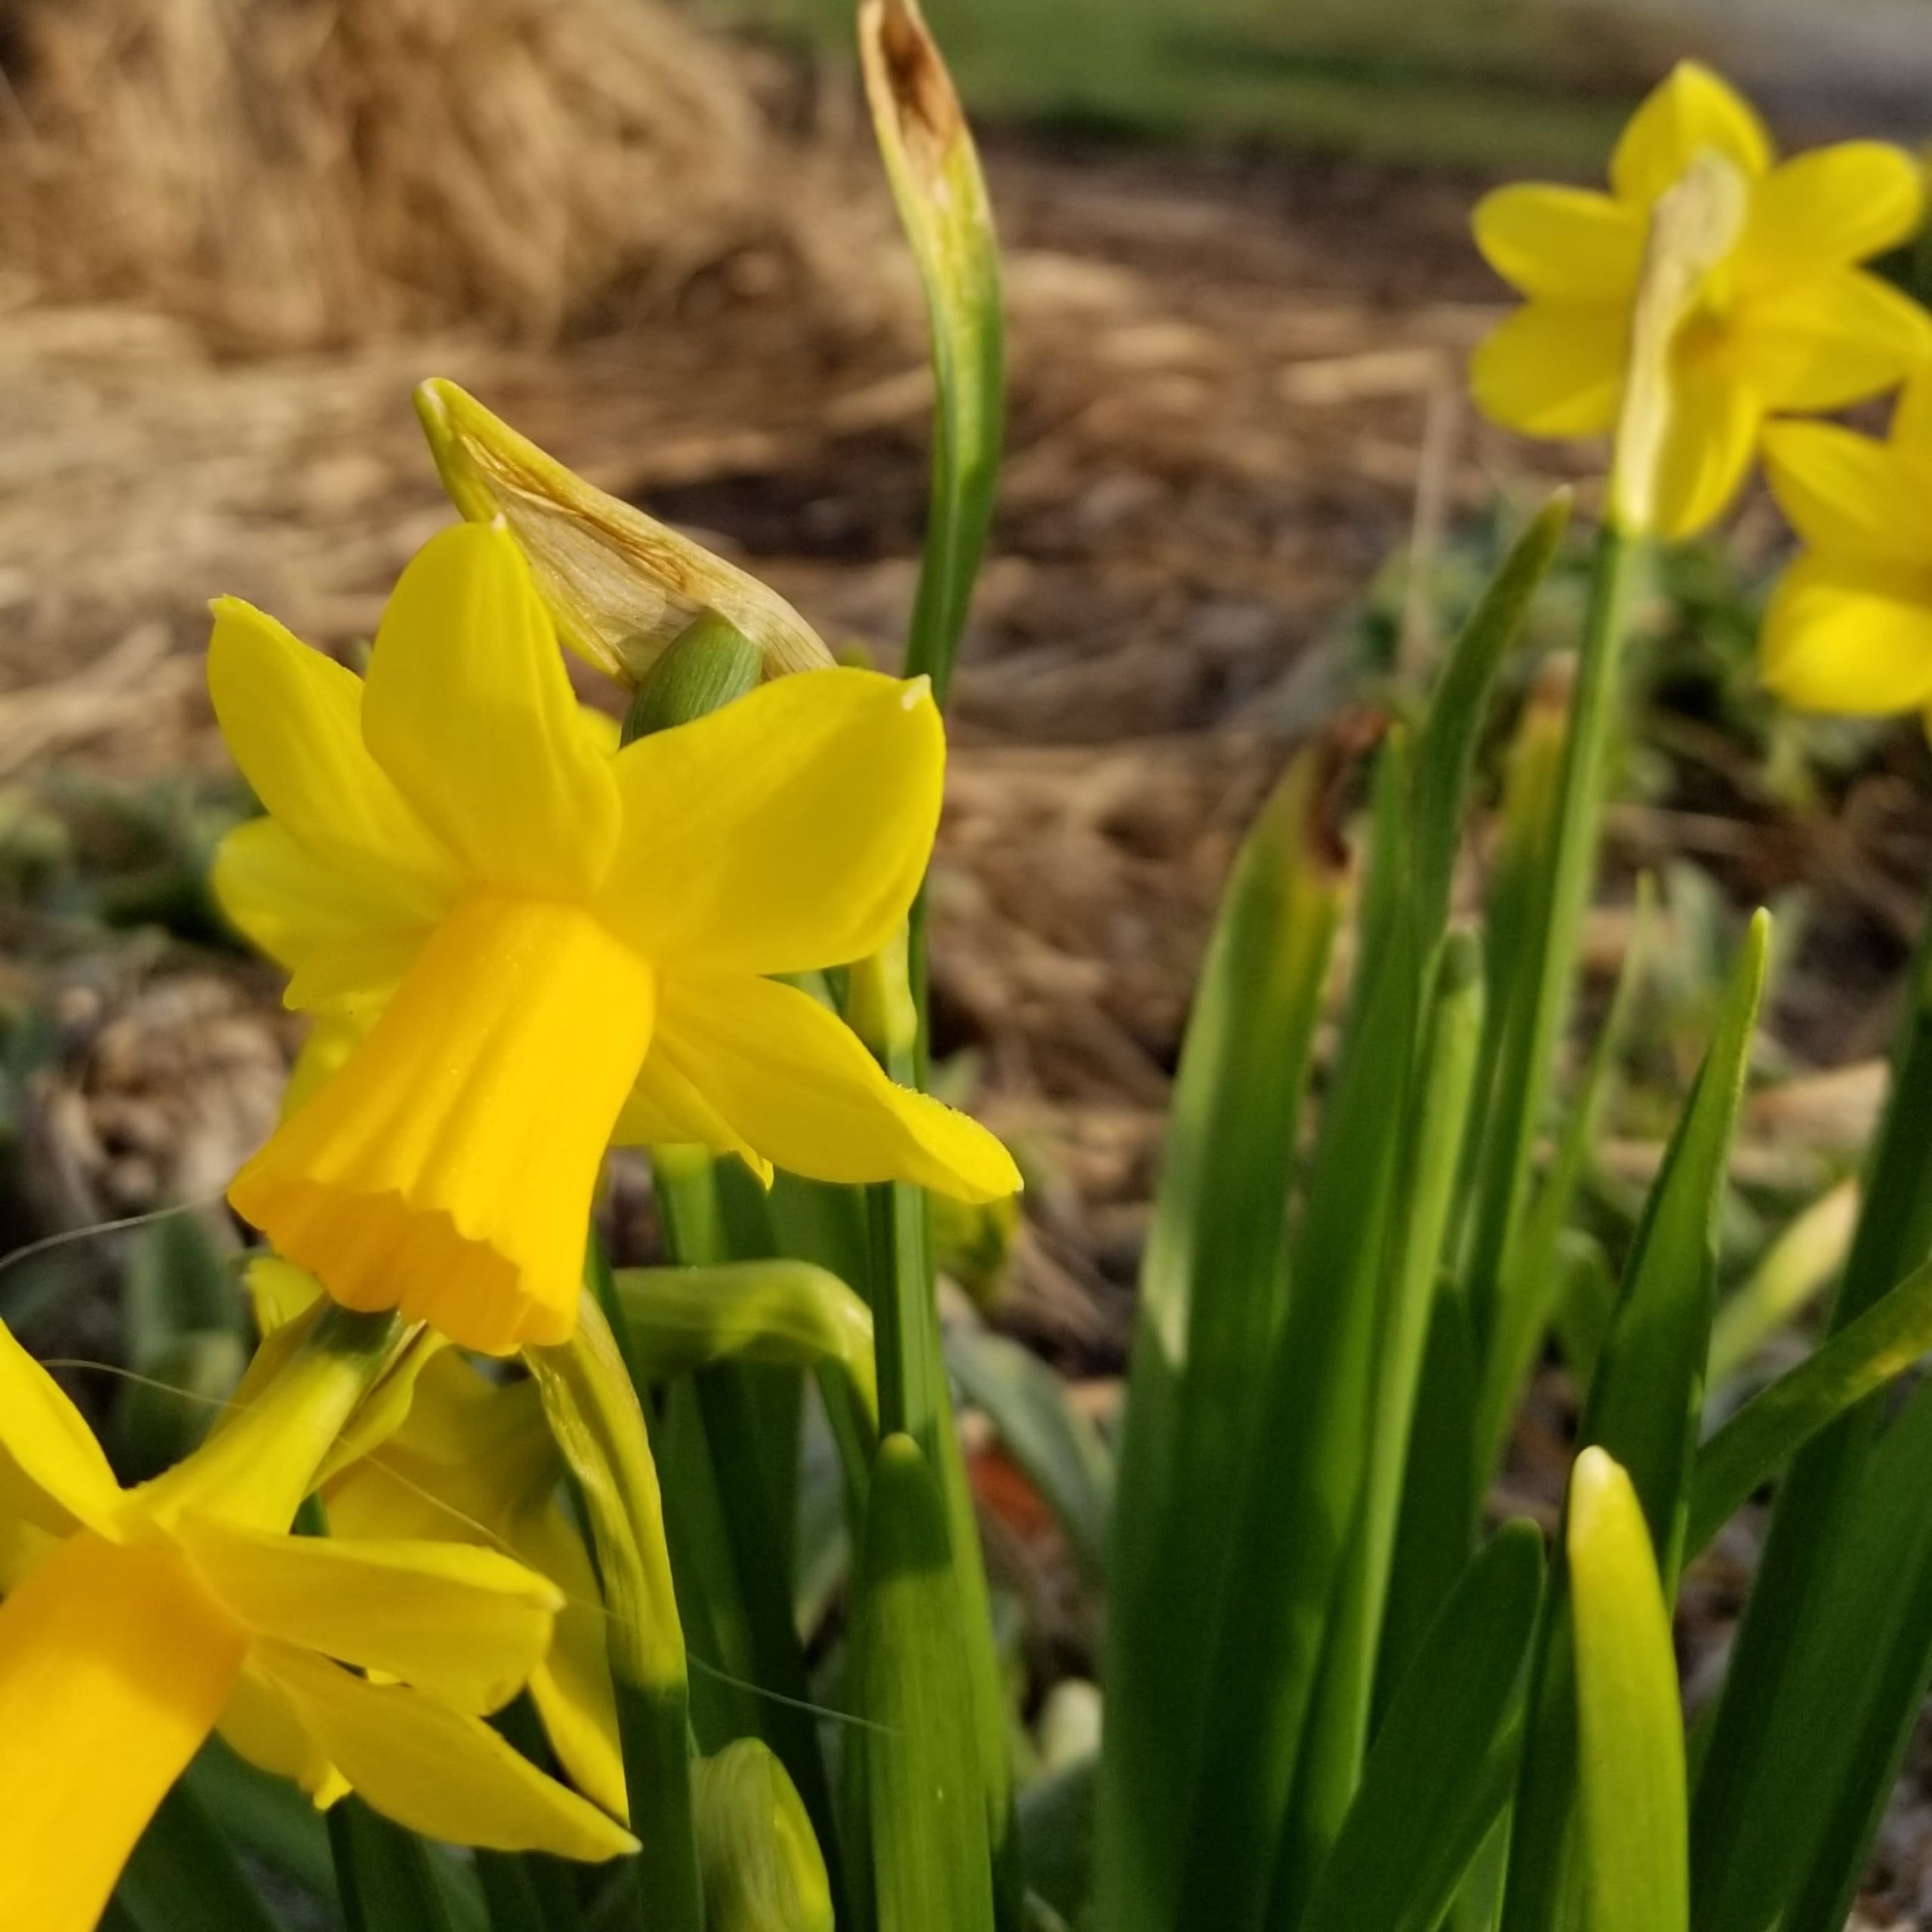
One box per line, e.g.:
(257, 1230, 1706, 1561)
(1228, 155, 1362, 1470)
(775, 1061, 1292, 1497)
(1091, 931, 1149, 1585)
(693, 1738, 835, 1932)
(414, 377, 833, 688)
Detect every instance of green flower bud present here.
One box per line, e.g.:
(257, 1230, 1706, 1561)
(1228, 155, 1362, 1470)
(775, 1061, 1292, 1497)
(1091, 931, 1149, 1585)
(693, 1739, 835, 1932)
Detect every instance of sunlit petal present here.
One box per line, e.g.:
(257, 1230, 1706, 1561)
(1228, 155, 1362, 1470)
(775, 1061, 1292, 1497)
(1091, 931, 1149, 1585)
(597, 669, 943, 976)
(230, 894, 654, 1355)
(1731, 268, 1929, 412)
(0, 1319, 122, 1539)
(654, 972, 1020, 1202)
(361, 523, 621, 900)
(1610, 61, 1772, 206)
(1469, 302, 1626, 438)
(217, 1657, 349, 1807)
(212, 818, 431, 1012)
(1472, 184, 1643, 300)
(1761, 555, 1932, 715)
(0, 1534, 245, 1932)
(180, 1515, 559, 1714)
(1740, 141, 1923, 277)
(261, 1644, 637, 1858)
(207, 598, 460, 918)
(614, 1049, 774, 1183)
(1761, 419, 1932, 564)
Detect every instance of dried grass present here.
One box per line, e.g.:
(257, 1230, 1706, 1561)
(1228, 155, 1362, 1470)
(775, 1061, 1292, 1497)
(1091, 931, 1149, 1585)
(0, 0, 818, 346)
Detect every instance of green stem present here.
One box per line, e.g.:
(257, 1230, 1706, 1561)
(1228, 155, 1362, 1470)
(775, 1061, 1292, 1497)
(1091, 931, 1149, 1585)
(1463, 522, 1643, 1355)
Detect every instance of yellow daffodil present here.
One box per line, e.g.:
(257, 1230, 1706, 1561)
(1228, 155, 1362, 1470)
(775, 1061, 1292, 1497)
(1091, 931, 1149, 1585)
(211, 521, 1020, 1355)
(0, 1315, 634, 1932)
(1758, 381, 1932, 724)
(1471, 60, 1927, 539)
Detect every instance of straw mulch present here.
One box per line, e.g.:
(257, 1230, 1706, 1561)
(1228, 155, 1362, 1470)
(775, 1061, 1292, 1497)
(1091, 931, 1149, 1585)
(0, 0, 827, 345)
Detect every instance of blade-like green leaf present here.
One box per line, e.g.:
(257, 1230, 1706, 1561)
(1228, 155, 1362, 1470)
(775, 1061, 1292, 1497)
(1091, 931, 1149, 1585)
(1097, 737, 1350, 1932)
(1174, 729, 1423, 1932)
(945, 1326, 1113, 1583)
(1567, 1449, 1688, 1932)
(1474, 876, 1651, 1481)
(1299, 1521, 1545, 1932)
(852, 1433, 996, 1932)
(1502, 912, 1765, 1932)
(1706, 1177, 1858, 1385)
(328, 1799, 472, 1932)
(1686, 1245, 1932, 1558)
(115, 1777, 290, 1932)
(1580, 907, 1766, 1590)
(1280, 926, 1487, 1917)
(1692, 933, 1932, 1921)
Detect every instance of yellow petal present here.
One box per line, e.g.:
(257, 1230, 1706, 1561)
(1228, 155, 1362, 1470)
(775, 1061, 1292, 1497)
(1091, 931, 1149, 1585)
(229, 894, 654, 1354)
(1761, 418, 1930, 564)
(1731, 268, 1930, 413)
(260, 1644, 637, 1859)
(1894, 375, 1932, 453)
(0, 1318, 121, 1539)
(654, 972, 1020, 1202)
(0, 1534, 245, 1932)
(1761, 554, 1932, 715)
(179, 1515, 560, 1714)
(512, 1501, 627, 1820)
(597, 669, 943, 977)
(1472, 184, 1643, 300)
(217, 1657, 349, 1808)
(213, 818, 429, 1012)
(1647, 348, 1761, 540)
(1469, 302, 1626, 438)
(1740, 142, 1924, 276)
(283, 1009, 373, 1121)
(361, 524, 621, 901)
(207, 598, 461, 918)
(1610, 62, 1772, 207)
(614, 1051, 774, 1183)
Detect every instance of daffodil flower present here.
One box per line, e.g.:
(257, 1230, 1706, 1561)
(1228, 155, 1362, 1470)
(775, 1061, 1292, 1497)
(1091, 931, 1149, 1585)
(1758, 381, 1932, 727)
(211, 521, 1020, 1355)
(1471, 60, 1927, 539)
(0, 1315, 635, 1932)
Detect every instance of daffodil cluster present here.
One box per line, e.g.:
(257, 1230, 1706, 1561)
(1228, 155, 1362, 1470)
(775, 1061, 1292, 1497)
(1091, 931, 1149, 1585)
(1471, 61, 1927, 539)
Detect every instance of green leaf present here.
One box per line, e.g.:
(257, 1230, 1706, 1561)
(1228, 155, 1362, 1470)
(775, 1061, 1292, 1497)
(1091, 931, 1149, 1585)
(183, 1736, 337, 1905)
(1298, 1521, 1544, 1932)
(1686, 1244, 1932, 1558)
(1170, 731, 1420, 1932)
(1097, 737, 1349, 1932)
(945, 1326, 1113, 1583)
(1567, 1449, 1688, 1932)
(328, 1799, 479, 1932)
(114, 1777, 289, 1932)
(1705, 1177, 1858, 1385)
(1281, 925, 1487, 1915)
(1580, 907, 1767, 1591)
(1502, 912, 1765, 1932)
(851, 1433, 996, 1932)
(1692, 934, 1932, 1921)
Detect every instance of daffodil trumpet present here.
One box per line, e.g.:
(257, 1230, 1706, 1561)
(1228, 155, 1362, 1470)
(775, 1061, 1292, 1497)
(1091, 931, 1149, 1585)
(0, 1310, 634, 1932)
(211, 519, 1021, 1355)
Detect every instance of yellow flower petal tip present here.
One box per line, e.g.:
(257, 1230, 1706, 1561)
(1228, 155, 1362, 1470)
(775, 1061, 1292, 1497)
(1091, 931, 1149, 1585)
(213, 521, 999, 1349)
(1469, 60, 1927, 538)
